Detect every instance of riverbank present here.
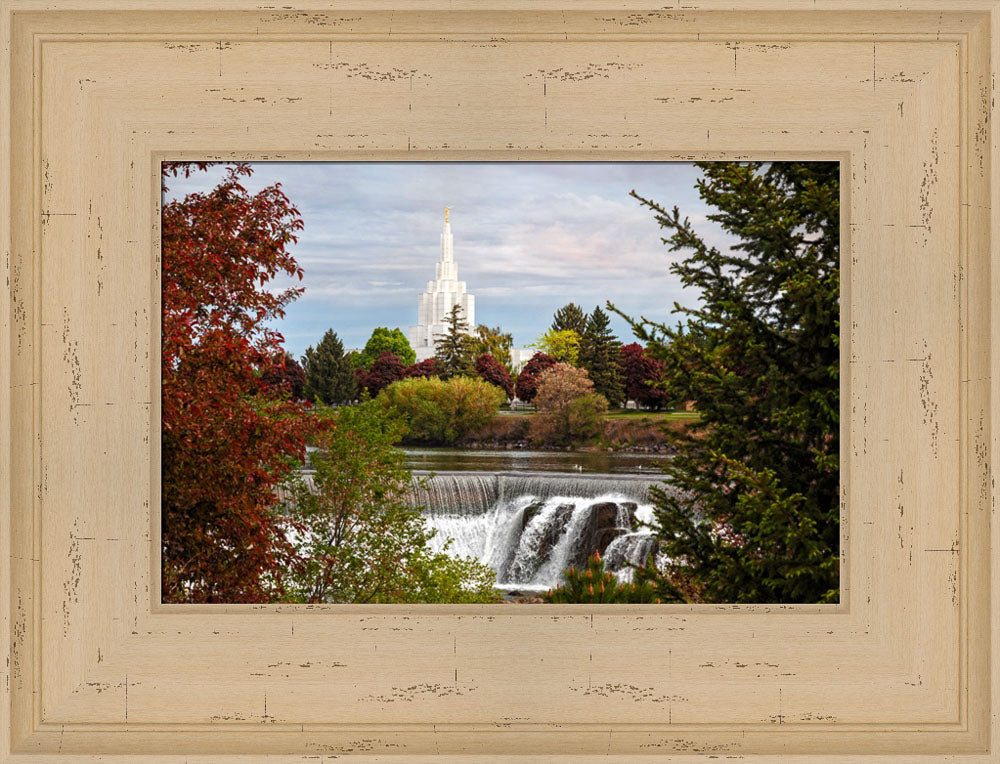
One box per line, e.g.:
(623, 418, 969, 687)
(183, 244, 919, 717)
(453, 410, 696, 454)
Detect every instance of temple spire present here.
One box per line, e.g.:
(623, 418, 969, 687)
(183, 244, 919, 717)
(408, 207, 474, 362)
(440, 207, 454, 263)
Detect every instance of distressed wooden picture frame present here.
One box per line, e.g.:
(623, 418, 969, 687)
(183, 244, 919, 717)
(2, 2, 998, 760)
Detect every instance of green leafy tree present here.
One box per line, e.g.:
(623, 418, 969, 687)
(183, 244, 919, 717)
(578, 306, 625, 407)
(377, 376, 505, 445)
(564, 394, 610, 443)
(283, 401, 499, 604)
(302, 329, 358, 405)
(531, 328, 580, 365)
(359, 327, 416, 368)
(544, 551, 659, 604)
(551, 302, 589, 335)
(471, 324, 514, 372)
(615, 161, 840, 605)
(434, 304, 476, 379)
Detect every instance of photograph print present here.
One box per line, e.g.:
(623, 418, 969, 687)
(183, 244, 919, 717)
(160, 160, 840, 606)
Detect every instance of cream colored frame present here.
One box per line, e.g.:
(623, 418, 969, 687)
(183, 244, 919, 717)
(1, 1, 998, 761)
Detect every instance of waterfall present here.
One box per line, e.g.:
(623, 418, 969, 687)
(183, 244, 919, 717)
(603, 533, 659, 583)
(411, 471, 657, 513)
(290, 468, 670, 592)
(414, 471, 667, 591)
(407, 473, 499, 515)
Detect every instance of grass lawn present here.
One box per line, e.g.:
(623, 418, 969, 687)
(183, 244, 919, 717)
(603, 409, 700, 421)
(498, 408, 699, 422)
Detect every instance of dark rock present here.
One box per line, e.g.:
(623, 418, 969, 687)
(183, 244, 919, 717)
(564, 501, 643, 566)
(520, 501, 547, 532)
(592, 501, 620, 529)
(534, 504, 574, 561)
(594, 526, 625, 556)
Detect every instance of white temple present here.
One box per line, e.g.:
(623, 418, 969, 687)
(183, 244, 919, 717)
(409, 208, 476, 362)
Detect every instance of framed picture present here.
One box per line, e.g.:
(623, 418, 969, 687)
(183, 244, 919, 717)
(2, 2, 997, 760)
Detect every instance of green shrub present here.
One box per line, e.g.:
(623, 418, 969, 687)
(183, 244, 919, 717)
(543, 551, 659, 604)
(565, 393, 609, 442)
(376, 375, 505, 445)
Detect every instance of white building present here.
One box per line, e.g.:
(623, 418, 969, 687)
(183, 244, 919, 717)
(407, 208, 533, 371)
(510, 347, 534, 373)
(408, 208, 475, 362)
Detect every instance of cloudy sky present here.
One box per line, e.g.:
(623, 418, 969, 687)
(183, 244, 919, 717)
(164, 162, 735, 359)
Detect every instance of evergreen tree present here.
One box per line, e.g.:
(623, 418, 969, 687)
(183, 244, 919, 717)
(434, 304, 476, 379)
(544, 551, 659, 604)
(578, 306, 625, 407)
(617, 161, 840, 604)
(302, 329, 358, 405)
(551, 302, 589, 335)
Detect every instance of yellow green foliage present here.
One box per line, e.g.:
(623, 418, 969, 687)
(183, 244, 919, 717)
(377, 375, 505, 445)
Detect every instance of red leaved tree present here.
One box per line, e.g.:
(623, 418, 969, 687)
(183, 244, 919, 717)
(260, 352, 307, 401)
(359, 351, 406, 397)
(161, 162, 322, 603)
(405, 357, 443, 379)
(620, 342, 671, 410)
(474, 353, 514, 400)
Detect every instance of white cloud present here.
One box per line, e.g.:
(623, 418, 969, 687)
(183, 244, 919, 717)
(165, 162, 737, 354)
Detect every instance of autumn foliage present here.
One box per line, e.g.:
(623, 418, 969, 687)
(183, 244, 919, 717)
(359, 351, 407, 397)
(260, 353, 307, 401)
(474, 353, 514, 399)
(405, 357, 443, 379)
(529, 363, 608, 446)
(619, 342, 670, 410)
(160, 162, 322, 603)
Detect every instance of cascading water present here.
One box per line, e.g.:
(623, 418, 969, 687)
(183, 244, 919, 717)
(602, 506, 660, 583)
(413, 471, 665, 590)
